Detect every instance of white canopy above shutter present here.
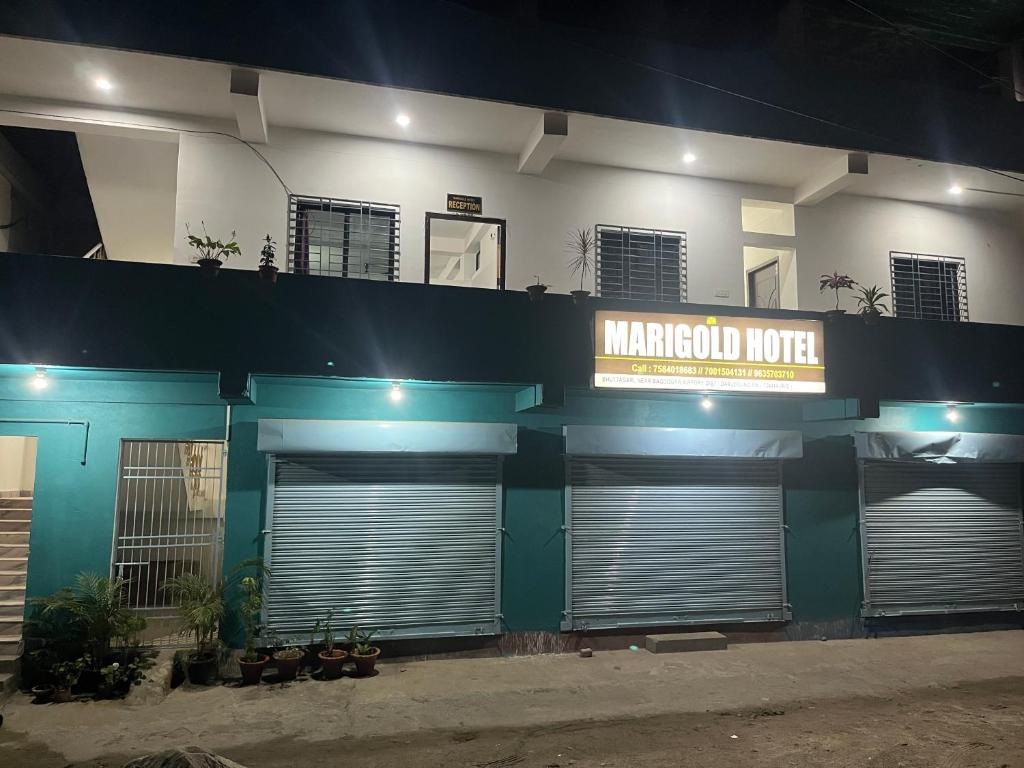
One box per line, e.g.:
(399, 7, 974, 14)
(564, 425, 803, 459)
(855, 431, 1024, 464)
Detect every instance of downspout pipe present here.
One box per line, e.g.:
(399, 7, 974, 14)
(0, 418, 91, 464)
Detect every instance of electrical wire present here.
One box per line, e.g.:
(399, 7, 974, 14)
(0, 106, 293, 197)
(437, 0, 1024, 193)
(841, 0, 1024, 102)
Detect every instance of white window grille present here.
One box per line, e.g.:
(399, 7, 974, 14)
(890, 252, 968, 321)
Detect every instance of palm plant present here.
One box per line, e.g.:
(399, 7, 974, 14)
(164, 558, 268, 660)
(31, 572, 144, 667)
(567, 227, 595, 293)
(856, 284, 890, 316)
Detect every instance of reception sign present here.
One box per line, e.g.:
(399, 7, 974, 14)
(594, 310, 826, 394)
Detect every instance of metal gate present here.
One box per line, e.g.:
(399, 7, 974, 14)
(264, 454, 502, 641)
(111, 439, 227, 645)
(566, 456, 787, 630)
(860, 461, 1024, 616)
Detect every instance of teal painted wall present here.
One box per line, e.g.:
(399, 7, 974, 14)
(7, 364, 1024, 644)
(0, 368, 226, 601)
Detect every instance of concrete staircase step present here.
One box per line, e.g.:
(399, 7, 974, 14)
(645, 631, 728, 654)
(0, 496, 32, 506)
(0, 621, 22, 636)
(0, 509, 31, 521)
(0, 654, 17, 674)
(0, 574, 26, 589)
(0, 672, 13, 694)
(0, 546, 29, 559)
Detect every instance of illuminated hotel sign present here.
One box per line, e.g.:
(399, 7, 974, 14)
(594, 310, 826, 394)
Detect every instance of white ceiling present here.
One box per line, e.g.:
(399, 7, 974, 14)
(0, 35, 1021, 212)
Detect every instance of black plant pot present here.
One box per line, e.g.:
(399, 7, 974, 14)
(824, 309, 846, 323)
(526, 284, 548, 303)
(259, 265, 278, 284)
(187, 652, 219, 686)
(197, 258, 223, 277)
(862, 310, 881, 326)
(570, 289, 590, 305)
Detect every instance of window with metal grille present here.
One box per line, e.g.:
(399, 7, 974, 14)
(287, 195, 400, 280)
(595, 225, 687, 302)
(890, 252, 968, 321)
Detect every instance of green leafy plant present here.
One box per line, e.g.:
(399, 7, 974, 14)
(164, 559, 268, 660)
(319, 610, 337, 654)
(30, 572, 144, 668)
(819, 272, 857, 311)
(347, 626, 378, 655)
(856, 284, 890, 316)
(98, 659, 145, 697)
(259, 234, 277, 268)
(52, 655, 89, 691)
(566, 227, 595, 292)
(185, 221, 241, 263)
(238, 574, 266, 663)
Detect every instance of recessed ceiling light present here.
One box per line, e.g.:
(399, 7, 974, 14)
(30, 367, 48, 391)
(389, 382, 403, 401)
(945, 404, 960, 422)
(682, 152, 697, 164)
(948, 184, 963, 195)
(94, 77, 114, 92)
(395, 113, 411, 127)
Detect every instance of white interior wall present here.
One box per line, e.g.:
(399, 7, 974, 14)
(172, 127, 1024, 322)
(77, 133, 180, 263)
(743, 247, 799, 309)
(0, 436, 37, 494)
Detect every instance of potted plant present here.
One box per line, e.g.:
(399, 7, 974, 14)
(258, 234, 278, 284)
(856, 284, 890, 325)
(819, 272, 856, 320)
(567, 227, 595, 305)
(185, 222, 241, 276)
(163, 572, 224, 685)
(347, 626, 380, 677)
(272, 646, 304, 681)
(526, 275, 548, 303)
(51, 655, 88, 703)
(316, 610, 347, 680)
(237, 574, 270, 685)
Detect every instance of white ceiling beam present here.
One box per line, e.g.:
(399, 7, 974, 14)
(518, 112, 568, 175)
(230, 69, 268, 144)
(794, 152, 869, 206)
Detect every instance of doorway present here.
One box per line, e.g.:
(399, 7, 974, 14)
(0, 436, 37, 658)
(424, 213, 506, 290)
(744, 246, 798, 310)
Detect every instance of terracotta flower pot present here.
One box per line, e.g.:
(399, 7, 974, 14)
(196, 258, 223, 277)
(570, 289, 590, 305)
(351, 647, 381, 677)
(318, 649, 348, 680)
(238, 654, 269, 685)
(273, 652, 302, 681)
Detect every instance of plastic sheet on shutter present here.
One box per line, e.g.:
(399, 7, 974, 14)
(264, 454, 501, 641)
(861, 461, 1024, 616)
(565, 457, 787, 630)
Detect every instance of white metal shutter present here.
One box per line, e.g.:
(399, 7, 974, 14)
(861, 461, 1024, 616)
(266, 454, 501, 640)
(566, 457, 787, 630)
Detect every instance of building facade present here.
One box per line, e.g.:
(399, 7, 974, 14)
(1, 8, 1024, 660)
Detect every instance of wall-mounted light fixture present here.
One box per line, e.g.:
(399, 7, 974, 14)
(389, 382, 403, 402)
(30, 367, 49, 391)
(945, 404, 960, 423)
(700, 394, 714, 410)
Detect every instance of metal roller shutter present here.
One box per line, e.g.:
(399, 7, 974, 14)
(861, 461, 1024, 616)
(265, 454, 501, 640)
(566, 457, 787, 630)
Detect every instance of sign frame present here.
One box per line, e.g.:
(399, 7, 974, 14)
(446, 193, 483, 215)
(592, 309, 826, 395)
